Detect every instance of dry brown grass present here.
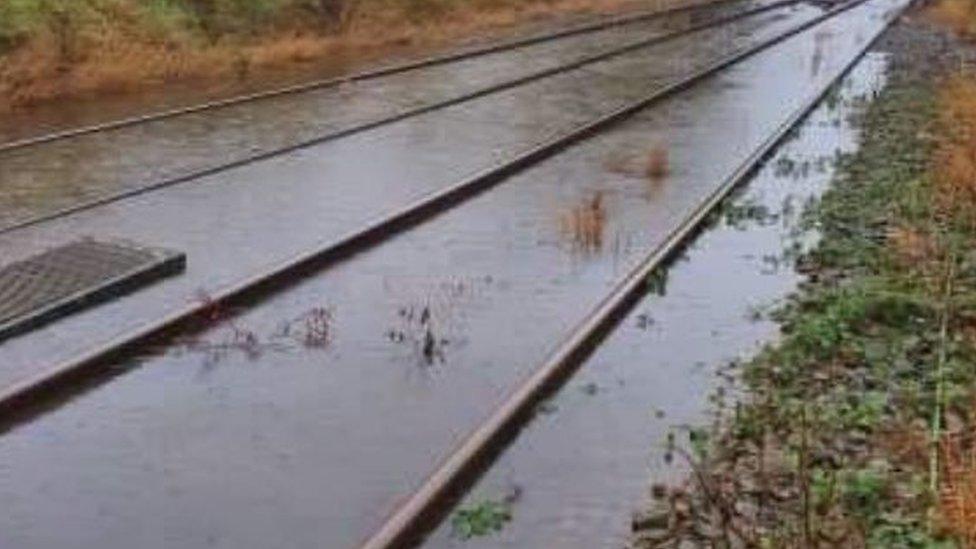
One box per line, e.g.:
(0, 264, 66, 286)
(931, 73, 976, 548)
(932, 76, 976, 228)
(887, 224, 939, 267)
(928, 1, 976, 229)
(0, 0, 702, 111)
(938, 431, 976, 547)
(927, 0, 976, 39)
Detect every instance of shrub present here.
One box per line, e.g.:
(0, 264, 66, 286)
(0, 0, 43, 53)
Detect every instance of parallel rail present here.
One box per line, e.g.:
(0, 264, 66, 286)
(0, 1, 909, 547)
(0, 0, 739, 154)
(357, 0, 909, 546)
(0, 0, 873, 429)
(0, 0, 796, 237)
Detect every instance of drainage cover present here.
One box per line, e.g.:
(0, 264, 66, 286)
(0, 239, 186, 342)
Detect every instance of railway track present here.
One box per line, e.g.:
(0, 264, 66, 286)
(0, 0, 791, 236)
(0, 0, 822, 379)
(361, 2, 907, 549)
(0, 0, 738, 153)
(0, 0, 910, 547)
(1, 0, 850, 413)
(359, 1, 911, 547)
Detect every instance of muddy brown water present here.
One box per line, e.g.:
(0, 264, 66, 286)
(421, 52, 888, 549)
(0, 1, 905, 547)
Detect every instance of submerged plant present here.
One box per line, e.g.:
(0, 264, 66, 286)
(646, 265, 669, 296)
(645, 144, 670, 180)
(451, 499, 512, 540)
(560, 191, 607, 253)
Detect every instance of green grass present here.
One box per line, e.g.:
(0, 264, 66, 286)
(636, 54, 976, 548)
(451, 499, 513, 539)
(0, 0, 355, 54)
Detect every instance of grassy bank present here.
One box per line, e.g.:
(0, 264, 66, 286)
(0, 0, 682, 110)
(928, 0, 976, 37)
(631, 8, 976, 548)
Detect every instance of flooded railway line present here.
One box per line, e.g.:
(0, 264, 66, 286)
(0, 0, 759, 151)
(0, 0, 788, 233)
(420, 52, 890, 549)
(0, 0, 911, 547)
(0, 0, 834, 391)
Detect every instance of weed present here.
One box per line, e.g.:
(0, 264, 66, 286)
(179, 294, 333, 364)
(646, 266, 668, 296)
(938, 431, 976, 545)
(645, 144, 670, 180)
(723, 197, 778, 230)
(384, 275, 490, 365)
(838, 464, 889, 520)
(389, 303, 449, 364)
(635, 33, 976, 548)
(300, 306, 333, 347)
(560, 191, 607, 253)
(451, 499, 512, 539)
(687, 426, 710, 460)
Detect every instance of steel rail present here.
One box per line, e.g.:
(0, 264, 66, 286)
(0, 0, 868, 433)
(0, 0, 797, 238)
(357, 0, 908, 546)
(0, 0, 741, 154)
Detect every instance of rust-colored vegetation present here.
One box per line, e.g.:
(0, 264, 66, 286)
(560, 190, 607, 252)
(0, 0, 698, 110)
(933, 76, 976, 227)
(939, 431, 976, 546)
(644, 143, 670, 179)
(927, 0, 976, 39)
(886, 224, 938, 268)
(603, 143, 670, 180)
(930, 74, 976, 546)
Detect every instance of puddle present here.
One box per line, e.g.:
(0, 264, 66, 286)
(421, 52, 889, 549)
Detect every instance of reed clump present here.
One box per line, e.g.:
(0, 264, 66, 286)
(561, 191, 607, 252)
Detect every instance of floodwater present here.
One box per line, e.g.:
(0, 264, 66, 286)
(0, 0, 787, 229)
(0, 0, 906, 547)
(422, 52, 888, 549)
(0, 0, 827, 379)
(0, 0, 725, 144)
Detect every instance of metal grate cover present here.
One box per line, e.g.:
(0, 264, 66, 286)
(0, 239, 185, 342)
